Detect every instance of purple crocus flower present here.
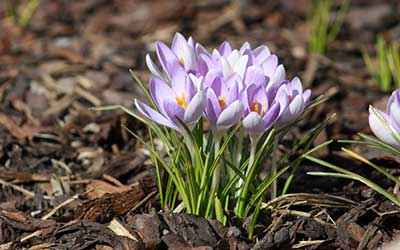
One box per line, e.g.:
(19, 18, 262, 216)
(369, 90, 400, 148)
(199, 47, 249, 82)
(146, 33, 201, 80)
(239, 42, 286, 87)
(199, 41, 286, 93)
(135, 69, 206, 132)
(275, 77, 311, 124)
(242, 83, 281, 135)
(139, 33, 310, 133)
(203, 71, 244, 130)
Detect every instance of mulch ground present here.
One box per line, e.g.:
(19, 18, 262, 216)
(0, 0, 400, 249)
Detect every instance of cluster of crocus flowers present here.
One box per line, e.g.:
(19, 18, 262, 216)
(135, 33, 311, 136)
(369, 89, 400, 148)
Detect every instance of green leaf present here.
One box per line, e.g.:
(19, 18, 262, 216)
(358, 133, 400, 156)
(305, 155, 400, 207)
(341, 147, 400, 186)
(247, 199, 262, 240)
(214, 195, 226, 225)
(247, 166, 290, 213)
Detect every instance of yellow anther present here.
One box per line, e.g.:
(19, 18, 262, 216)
(250, 101, 266, 115)
(218, 96, 227, 109)
(176, 94, 187, 108)
(179, 56, 185, 66)
(250, 102, 261, 114)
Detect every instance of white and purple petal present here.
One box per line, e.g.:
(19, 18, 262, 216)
(216, 100, 244, 129)
(369, 106, 400, 148)
(135, 99, 178, 130)
(243, 112, 265, 134)
(184, 91, 206, 124)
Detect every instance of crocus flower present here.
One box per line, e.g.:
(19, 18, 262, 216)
(275, 77, 311, 124)
(146, 33, 201, 80)
(199, 41, 286, 93)
(239, 42, 286, 87)
(369, 89, 400, 148)
(135, 69, 205, 132)
(203, 71, 244, 130)
(140, 33, 310, 134)
(242, 83, 281, 135)
(200, 47, 249, 82)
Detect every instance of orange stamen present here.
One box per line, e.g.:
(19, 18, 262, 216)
(176, 94, 187, 108)
(179, 57, 185, 66)
(250, 102, 261, 114)
(250, 101, 267, 115)
(218, 96, 227, 109)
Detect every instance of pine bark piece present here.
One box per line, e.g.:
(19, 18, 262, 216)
(75, 185, 145, 223)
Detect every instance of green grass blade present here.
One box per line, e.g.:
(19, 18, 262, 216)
(305, 156, 400, 206)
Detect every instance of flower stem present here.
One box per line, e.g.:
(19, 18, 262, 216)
(236, 129, 244, 169)
(236, 136, 258, 218)
(211, 135, 222, 196)
(205, 133, 222, 218)
(271, 136, 279, 199)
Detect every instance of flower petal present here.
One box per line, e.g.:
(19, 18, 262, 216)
(149, 76, 174, 114)
(156, 41, 181, 77)
(185, 75, 196, 101)
(243, 112, 265, 134)
(196, 43, 209, 56)
(369, 106, 400, 147)
(206, 100, 218, 126)
(253, 83, 268, 108)
(262, 55, 278, 77)
(135, 99, 177, 129)
(303, 89, 312, 104)
(253, 45, 271, 64)
(216, 100, 244, 129)
(239, 42, 251, 54)
(244, 65, 266, 87)
(164, 100, 185, 123)
(209, 75, 223, 97)
(269, 64, 286, 85)
(205, 89, 221, 124)
(146, 54, 162, 78)
(169, 64, 188, 94)
(262, 102, 280, 129)
(184, 91, 206, 124)
(388, 90, 400, 130)
(189, 74, 203, 91)
(171, 33, 195, 71)
(288, 77, 303, 95)
(387, 89, 400, 113)
(244, 84, 262, 112)
(288, 94, 305, 118)
(221, 56, 234, 79)
(218, 41, 232, 56)
(226, 79, 240, 105)
(275, 87, 289, 119)
(233, 55, 249, 80)
(203, 69, 222, 89)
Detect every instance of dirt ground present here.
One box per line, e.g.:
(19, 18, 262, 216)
(0, 0, 400, 249)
